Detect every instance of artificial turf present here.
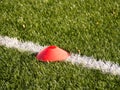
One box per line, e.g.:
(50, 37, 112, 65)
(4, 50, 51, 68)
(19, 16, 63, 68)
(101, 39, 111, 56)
(0, 46, 120, 90)
(0, 0, 120, 89)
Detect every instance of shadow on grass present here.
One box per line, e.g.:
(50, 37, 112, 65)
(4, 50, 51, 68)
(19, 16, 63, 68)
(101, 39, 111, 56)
(31, 52, 38, 57)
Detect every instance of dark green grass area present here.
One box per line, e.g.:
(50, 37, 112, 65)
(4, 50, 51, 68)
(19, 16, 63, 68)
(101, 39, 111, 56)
(0, 46, 120, 90)
(0, 0, 120, 89)
(0, 0, 120, 63)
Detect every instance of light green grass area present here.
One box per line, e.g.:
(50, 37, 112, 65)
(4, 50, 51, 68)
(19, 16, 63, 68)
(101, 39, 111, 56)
(0, 0, 120, 89)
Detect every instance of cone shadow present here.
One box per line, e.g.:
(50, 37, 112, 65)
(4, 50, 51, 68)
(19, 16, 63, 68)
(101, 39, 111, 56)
(31, 52, 38, 57)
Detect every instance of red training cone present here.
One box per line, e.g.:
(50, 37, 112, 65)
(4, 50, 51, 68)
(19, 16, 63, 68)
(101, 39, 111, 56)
(36, 45, 70, 62)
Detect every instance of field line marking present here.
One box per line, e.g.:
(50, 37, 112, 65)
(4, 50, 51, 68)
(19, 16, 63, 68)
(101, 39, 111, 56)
(0, 35, 44, 52)
(0, 35, 120, 75)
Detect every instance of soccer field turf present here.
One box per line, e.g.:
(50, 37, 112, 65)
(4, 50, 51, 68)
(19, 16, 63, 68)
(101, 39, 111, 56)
(0, 0, 120, 89)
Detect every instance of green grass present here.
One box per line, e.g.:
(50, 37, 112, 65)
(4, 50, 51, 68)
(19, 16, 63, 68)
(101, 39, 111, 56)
(0, 46, 120, 90)
(0, 0, 120, 89)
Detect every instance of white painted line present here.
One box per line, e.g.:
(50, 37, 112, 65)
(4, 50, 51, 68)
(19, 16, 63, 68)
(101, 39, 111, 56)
(66, 54, 120, 75)
(0, 35, 120, 75)
(0, 36, 44, 52)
